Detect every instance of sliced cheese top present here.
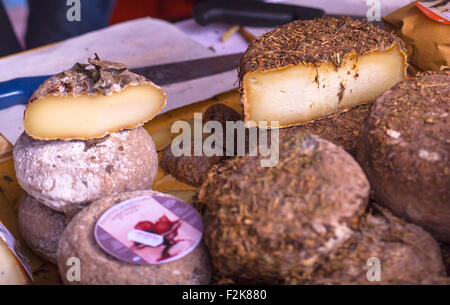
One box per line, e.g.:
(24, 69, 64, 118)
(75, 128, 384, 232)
(239, 17, 406, 80)
(24, 56, 166, 140)
(239, 17, 408, 128)
(243, 45, 406, 128)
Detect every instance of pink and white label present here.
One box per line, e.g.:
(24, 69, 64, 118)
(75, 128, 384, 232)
(94, 195, 203, 265)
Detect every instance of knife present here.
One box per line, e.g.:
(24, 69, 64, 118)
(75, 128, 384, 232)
(194, 0, 325, 27)
(0, 53, 243, 110)
(193, 1, 383, 28)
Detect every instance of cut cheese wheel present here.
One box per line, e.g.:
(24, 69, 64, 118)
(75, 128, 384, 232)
(24, 56, 166, 140)
(151, 127, 172, 152)
(239, 17, 407, 128)
(0, 221, 31, 285)
(0, 240, 29, 285)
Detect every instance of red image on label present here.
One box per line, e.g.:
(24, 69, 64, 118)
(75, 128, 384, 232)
(131, 215, 188, 261)
(94, 195, 203, 265)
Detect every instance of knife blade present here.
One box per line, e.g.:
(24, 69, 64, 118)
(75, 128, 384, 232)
(0, 53, 243, 110)
(194, 0, 325, 27)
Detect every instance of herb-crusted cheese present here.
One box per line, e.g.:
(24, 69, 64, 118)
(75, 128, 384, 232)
(239, 17, 407, 128)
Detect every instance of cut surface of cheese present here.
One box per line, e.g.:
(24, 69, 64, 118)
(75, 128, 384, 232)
(243, 45, 406, 128)
(151, 126, 172, 151)
(0, 239, 29, 285)
(24, 84, 166, 140)
(0, 221, 30, 285)
(239, 17, 407, 128)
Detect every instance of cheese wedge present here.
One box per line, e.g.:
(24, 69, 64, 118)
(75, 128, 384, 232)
(24, 56, 166, 140)
(0, 240, 29, 284)
(239, 17, 407, 128)
(0, 221, 31, 285)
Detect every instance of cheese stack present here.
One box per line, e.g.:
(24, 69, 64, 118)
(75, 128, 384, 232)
(13, 56, 166, 264)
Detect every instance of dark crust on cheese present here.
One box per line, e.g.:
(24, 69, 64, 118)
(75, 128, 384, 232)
(363, 71, 449, 145)
(160, 104, 242, 187)
(311, 205, 446, 284)
(198, 133, 370, 284)
(18, 193, 67, 264)
(356, 71, 450, 241)
(441, 243, 450, 276)
(276, 103, 372, 156)
(29, 55, 161, 103)
(161, 145, 225, 188)
(239, 16, 406, 80)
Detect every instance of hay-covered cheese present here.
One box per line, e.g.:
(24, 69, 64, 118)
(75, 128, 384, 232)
(239, 17, 407, 128)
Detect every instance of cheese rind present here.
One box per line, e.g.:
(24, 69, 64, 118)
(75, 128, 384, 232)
(18, 193, 67, 263)
(24, 84, 165, 140)
(13, 127, 158, 214)
(23, 56, 166, 140)
(57, 190, 211, 285)
(243, 45, 406, 128)
(239, 17, 407, 128)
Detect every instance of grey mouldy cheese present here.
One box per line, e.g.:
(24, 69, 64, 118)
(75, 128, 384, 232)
(13, 127, 158, 215)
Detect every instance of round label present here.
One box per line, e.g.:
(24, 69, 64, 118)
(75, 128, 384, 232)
(94, 195, 203, 265)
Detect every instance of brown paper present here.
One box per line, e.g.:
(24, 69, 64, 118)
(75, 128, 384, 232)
(383, 2, 450, 73)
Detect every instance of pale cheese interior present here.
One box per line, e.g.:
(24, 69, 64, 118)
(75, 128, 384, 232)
(0, 239, 28, 285)
(24, 84, 165, 140)
(243, 45, 405, 127)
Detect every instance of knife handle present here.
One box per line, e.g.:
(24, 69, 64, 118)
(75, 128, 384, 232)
(193, 0, 324, 27)
(0, 75, 50, 110)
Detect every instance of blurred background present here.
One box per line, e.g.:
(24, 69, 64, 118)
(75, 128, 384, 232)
(1, 0, 415, 57)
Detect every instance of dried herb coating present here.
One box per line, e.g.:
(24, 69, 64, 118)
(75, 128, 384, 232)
(356, 71, 450, 242)
(239, 16, 406, 80)
(198, 133, 370, 284)
(161, 104, 241, 187)
(312, 205, 447, 284)
(29, 55, 156, 102)
(276, 103, 372, 156)
(441, 243, 450, 276)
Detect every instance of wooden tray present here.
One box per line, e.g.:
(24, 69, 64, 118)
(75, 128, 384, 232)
(0, 89, 241, 284)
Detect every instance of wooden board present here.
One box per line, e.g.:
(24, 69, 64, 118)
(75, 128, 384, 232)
(0, 89, 241, 285)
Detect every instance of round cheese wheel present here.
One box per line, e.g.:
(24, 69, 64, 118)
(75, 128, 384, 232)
(13, 127, 158, 214)
(198, 133, 370, 284)
(18, 193, 67, 264)
(57, 190, 211, 285)
(356, 72, 450, 241)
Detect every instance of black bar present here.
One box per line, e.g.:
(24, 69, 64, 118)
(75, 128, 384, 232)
(0, 1, 22, 57)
